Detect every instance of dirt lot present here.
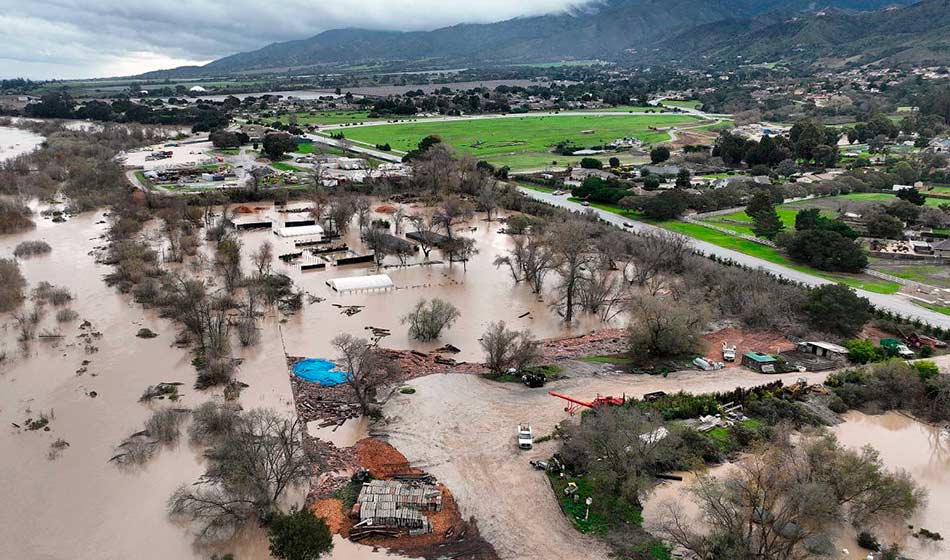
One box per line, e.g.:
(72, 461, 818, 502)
(702, 327, 796, 359)
(379, 362, 841, 560)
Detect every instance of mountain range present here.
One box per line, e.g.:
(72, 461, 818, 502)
(146, 0, 948, 78)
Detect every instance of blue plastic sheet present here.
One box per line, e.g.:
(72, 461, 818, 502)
(292, 358, 349, 386)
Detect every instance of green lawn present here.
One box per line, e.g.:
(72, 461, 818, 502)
(272, 162, 304, 172)
(703, 208, 800, 236)
(548, 474, 642, 535)
(578, 355, 636, 365)
(325, 114, 700, 170)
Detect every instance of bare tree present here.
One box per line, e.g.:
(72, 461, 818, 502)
(480, 321, 542, 375)
(476, 182, 500, 222)
(408, 212, 440, 261)
(169, 408, 310, 542)
(327, 195, 357, 234)
(401, 298, 461, 341)
(251, 241, 273, 278)
(215, 235, 243, 292)
(331, 333, 399, 415)
(309, 186, 330, 226)
(546, 220, 596, 323)
(561, 407, 679, 515)
(355, 195, 372, 232)
(443, 236, 478, 270)
(434, 195, 475, 241)
(661, 433, 925, 560)
(627, 292, 709, 359)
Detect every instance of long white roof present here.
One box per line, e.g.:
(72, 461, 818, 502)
(276, 225, 324, 238)
(326, 274, 394, 292)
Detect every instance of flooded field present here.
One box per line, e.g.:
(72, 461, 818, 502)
(240, 202, 611, 363)
(0, 198, 613, 559)
(0, 125, 45, 161)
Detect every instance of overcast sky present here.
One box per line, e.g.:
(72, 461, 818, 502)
(0, 1, 585, 80)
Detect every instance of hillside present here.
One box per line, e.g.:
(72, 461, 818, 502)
(652, 0, 950, 67)
(145, 0, 924, 78)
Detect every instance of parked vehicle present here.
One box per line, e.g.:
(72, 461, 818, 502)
(881, 338, 915, 359)
(517, 424, 533, 449)
(721, 342, 737, 362)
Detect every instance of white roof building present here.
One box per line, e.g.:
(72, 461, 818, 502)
(276, 224, 324, 238)
(326, 274, 394, 292)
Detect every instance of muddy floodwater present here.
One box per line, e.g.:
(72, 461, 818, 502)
(0, 199, 613, 559)
(240, 202, 611, 363)
(640, 409, 950, 560)
(832, 411, 950, 559)
(0, 126, 44, 161)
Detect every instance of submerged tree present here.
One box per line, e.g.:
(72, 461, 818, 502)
(401, 298, 461, 341)
(168, 408, 310, 542)
(661, 432, 925, 560)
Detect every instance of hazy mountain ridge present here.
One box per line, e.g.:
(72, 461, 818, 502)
(143, 0, 927, 77)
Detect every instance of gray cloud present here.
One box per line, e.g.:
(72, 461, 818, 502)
(0, 0, 584, 79)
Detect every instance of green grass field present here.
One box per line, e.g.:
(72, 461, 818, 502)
(272, 162, 304, 172)
(326, 113, 700, 170)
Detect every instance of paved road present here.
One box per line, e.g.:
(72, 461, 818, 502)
(305, 134, 404, 163)
(518, 187, 950, 328)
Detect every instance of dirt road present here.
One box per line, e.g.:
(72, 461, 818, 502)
(379, 364, 841, 560)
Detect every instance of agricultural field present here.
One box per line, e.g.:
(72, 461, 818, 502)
(326, 113, 701, 170)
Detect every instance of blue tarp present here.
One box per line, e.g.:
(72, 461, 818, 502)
(292, 358, 349, 386)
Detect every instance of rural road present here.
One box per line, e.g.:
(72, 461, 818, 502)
(305, 134, 404, 163)
(518, 187, 950, 329)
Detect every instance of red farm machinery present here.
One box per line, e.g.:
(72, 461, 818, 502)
(549, 391, 625, 415)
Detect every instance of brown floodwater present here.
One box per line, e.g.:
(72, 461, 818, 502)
(640, 410, 950, 560)
(236, 201, 613, 363)
(0, 126, 44, 161)
(0, 199, 617, 559)
(832, 411, 950, 559)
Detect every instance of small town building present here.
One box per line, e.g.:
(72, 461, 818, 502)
(742, 351, 779, 373)
(326, 274, 394, 292)
(934, 239, 950, 258)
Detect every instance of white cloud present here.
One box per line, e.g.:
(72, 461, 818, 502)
(0, 0, 584, 79)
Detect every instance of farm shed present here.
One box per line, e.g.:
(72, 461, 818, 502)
(276, 224, 324, 239)
(742, 352, 779, 373)
(801, 341, 849, 359)
(326, 274, 394, 292)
